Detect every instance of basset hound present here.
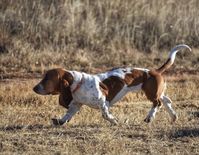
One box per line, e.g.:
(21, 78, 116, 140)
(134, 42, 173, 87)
(33, 44, 191, 125)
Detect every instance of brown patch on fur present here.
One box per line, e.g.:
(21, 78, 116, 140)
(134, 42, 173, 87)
(124, 69, 165, 106)
(39, 69, 61, 94)
(99, 82, 109, 96)
(156, 58, 172, 74)
(102, 76, 125, 102)
(42, 68, 74, 94)
(33, 68, 74, 108)
(142, 70, 164, 102)
(51, 69, 74, 108)
(60, 70, 74, 87)
(124, 69, 147, 87)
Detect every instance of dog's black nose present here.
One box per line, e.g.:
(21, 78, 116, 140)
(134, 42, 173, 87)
(33, 85, 39, 93)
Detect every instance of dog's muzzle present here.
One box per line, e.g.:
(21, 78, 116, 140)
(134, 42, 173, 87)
(33, 84, 48, 95)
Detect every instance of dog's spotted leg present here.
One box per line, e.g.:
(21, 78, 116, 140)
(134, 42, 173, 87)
(144, 106, 158, 123)
(100, 101, 118, 125)
(161, 95, 177, 122)
(144, 99, 161, 123)
(52, 101, 82, 126)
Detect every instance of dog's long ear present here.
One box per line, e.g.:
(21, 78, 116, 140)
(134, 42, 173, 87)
(59, 86, 73, 109)
(62, 79, 69, 88)
(58, 70, 74, 109)
(61, 71, 74, 88)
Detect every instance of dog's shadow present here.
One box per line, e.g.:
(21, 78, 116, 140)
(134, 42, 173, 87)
(0, 124, 52, 132)
(169, 128, 199, 138)
(169, 111, 199, 138)
(164, 111, 199, 138)
(0, 123, 103, 133)
(0, 123, 106, 140)
(188, 111, 199, 118)
(1, 123, 199, 139)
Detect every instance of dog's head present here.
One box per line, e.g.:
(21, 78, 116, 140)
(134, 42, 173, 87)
(33, 68, 73, 95)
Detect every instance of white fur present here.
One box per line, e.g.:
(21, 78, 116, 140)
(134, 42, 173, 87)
(69, 71, 105, 109)
(144, 106, 158, 122)
(60, 101, 82, 123)
(97, 67, 132, 80)
(169, 44, 191, 65)
(133, 67, 149, 72)
(160, 95, 177, 122)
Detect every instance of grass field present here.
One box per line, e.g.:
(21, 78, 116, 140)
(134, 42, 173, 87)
(0, 73, 199, 154)
(0, 0, 199, 154)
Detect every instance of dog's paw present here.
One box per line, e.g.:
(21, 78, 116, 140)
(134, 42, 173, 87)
(172, 114, 178, 123)
(52, 118, 65, 126)
(111, 118, 119, 126)
(144, 117, 151, 123)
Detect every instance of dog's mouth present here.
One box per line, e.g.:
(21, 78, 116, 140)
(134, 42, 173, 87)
(33, 84, 50, 95)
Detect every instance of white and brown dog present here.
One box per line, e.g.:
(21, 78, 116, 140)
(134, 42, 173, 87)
(33, 44, 191, 125)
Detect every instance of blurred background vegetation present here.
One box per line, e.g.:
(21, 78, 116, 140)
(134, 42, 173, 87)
(0, 0, 198, 74)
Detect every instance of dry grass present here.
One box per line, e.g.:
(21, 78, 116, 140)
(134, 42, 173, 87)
(1, 0, 199, 51)
(0, 76, 198, 154)
(0, 42, 198, 78)
(0, 0, 199, 75)
(0, 0, 199, 154)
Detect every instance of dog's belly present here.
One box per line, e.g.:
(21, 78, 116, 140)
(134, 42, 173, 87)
(73, 93, 103, 108)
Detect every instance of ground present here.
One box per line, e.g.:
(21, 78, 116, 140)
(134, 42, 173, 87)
(0, 73, 198, 154)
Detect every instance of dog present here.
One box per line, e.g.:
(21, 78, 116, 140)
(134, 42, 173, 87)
(33, 44, 191, 125)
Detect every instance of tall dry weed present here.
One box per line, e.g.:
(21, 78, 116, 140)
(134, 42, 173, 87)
(0, 0, 198, 74)
(0, 0, 199, 52)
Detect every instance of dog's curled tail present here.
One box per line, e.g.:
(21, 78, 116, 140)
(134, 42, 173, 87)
(157, 44, 191, 74)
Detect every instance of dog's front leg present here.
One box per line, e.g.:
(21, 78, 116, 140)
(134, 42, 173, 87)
(52, 101, 82, 126)
(99, 101, 118, 125)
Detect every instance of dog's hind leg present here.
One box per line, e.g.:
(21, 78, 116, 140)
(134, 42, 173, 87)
(99, 101, 118, 125)
(144, 99, 161, 123)
(160, 95, 177, 122)
(52, 101, 82, 126)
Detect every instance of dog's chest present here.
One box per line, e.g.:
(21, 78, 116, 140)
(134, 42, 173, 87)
(72, 74, 104, 108)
